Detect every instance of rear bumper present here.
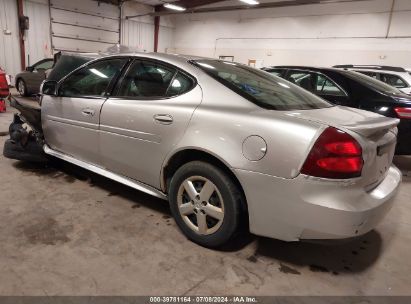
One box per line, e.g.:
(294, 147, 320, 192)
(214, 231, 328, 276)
(235, 165, 402, 241)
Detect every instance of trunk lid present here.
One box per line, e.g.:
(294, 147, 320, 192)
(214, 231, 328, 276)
(286, 106, 399, 188)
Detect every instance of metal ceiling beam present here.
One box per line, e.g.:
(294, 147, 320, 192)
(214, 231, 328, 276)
(152, 0, 371, 16)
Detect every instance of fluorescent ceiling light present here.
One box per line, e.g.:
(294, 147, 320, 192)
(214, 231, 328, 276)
(239, 0, 260, 5)
(163, 3, 186, 11)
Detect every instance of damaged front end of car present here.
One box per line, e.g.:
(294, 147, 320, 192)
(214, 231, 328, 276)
(3, 97, 47, 162)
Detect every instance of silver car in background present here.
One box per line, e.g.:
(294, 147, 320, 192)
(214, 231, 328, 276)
(37, 53, 401, 247)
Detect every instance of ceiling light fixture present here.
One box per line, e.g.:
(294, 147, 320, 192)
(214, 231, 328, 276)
(163, 3, 186, 11)
(239, 0, 260, 5)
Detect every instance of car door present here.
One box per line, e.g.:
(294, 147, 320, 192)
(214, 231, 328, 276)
(42, 57, 129, 166)
(99, 58, 202, 188)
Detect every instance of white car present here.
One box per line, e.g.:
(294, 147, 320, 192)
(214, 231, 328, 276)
(334, 65, 411, 95)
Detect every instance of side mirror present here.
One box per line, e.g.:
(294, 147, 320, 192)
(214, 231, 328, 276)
(25, 66, 34, 72)
(41, 80, 58, 96)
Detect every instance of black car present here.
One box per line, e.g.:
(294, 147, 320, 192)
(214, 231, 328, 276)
(262, 66, 411, 155)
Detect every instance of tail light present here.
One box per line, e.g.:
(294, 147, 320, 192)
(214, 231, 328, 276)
(394, 107, 411, 119)
(0, 71, 9, 98)
(301, 127, 363, 179)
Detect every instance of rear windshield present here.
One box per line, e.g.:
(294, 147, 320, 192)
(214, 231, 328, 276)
(342, 70, 403, 94)
(191, 60, 332, 110)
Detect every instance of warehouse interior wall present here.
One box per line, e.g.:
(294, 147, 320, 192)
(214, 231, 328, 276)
(24, 0, 52, 66)
(0, 0, 21, 80)
(120, 1, 175, 53)
(172, 0, 411, 67)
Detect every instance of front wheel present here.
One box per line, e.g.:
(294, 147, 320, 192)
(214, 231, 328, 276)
(169, 161, 245, 248)
(17, 79, 28, 97)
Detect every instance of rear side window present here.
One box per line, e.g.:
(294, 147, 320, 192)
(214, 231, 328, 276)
(59, 58, 127, 97)
(117, 60, 194, 98)
(316, 75, 346, 96)
(192, 60, 331, 110)
(285, 70, 346, 97)
(264, 69, 285, 77)
(166, 72, 194, 97)
(287, 71, 315, 91)
(379, 73, 408, 89)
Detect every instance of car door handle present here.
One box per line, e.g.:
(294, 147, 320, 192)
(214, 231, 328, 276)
(81, 108, 95, 117)
(153, 114, 173, 125)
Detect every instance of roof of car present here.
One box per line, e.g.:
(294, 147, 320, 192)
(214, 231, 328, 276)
(100, 52, 208, 62)
(264, 66, 342, 73)
(333, 65, 407, 73)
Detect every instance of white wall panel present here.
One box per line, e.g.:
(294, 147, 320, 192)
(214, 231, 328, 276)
(0, 0, 21, 80)
(24, 0, 52, 66)
(121, 19, 154, 52)
(172, 0, 411, 67)
(158, 26, 174, 53)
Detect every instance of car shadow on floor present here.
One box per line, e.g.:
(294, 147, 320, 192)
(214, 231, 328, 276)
(12, 159, 384, 273)
(253, 231, 382, 274)
(12, 158, 170, 216)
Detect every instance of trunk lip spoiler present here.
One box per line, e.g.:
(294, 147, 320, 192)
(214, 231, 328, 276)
(341, 117, 400, 137)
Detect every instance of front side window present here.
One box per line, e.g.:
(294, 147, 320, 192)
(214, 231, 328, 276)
(379, 73, 408, 89)
(192, 60, 331, 110)
(59, 58, 127, 97)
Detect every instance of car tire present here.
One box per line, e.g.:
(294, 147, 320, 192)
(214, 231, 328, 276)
(169, 161, 245, 248)
(17, 79, 28, 97)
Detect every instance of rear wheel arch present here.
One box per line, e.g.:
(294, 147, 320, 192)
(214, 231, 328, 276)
(162, 149, 248, 216)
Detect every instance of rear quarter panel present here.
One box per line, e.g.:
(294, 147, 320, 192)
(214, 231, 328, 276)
(164, 76, 322, 180)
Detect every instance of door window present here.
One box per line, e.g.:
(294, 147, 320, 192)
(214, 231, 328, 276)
(315, 75, 346, 96)
(117, 60, 177, 98)
(35, 60, 54, 71)
(265, 69, 285, 77)
(59, 58, 127, 97)
(379, 73, 408, 89)
(287, 71, 315, 92)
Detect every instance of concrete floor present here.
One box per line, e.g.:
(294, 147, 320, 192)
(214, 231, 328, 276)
(0, 117, 411, 295)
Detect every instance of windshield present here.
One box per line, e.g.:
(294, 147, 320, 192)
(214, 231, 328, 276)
(342, 70, 403, 94)
(191, 60, 332, 110)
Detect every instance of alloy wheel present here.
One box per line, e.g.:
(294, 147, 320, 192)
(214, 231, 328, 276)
(177, 176, 224, 235)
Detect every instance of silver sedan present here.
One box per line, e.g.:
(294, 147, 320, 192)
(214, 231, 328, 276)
(38, 53, 401, 247)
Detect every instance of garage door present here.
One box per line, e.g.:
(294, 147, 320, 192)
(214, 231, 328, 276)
(50, 0, 120, 53)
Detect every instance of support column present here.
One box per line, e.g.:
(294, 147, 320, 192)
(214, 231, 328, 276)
(154, 7, 160, 52)
(16, 0, 26, 70)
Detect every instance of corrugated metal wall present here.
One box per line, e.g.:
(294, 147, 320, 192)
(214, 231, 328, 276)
(0, 0, 21, 80)
(50, 0, 120, 53)
(24, 0, 52, 66)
